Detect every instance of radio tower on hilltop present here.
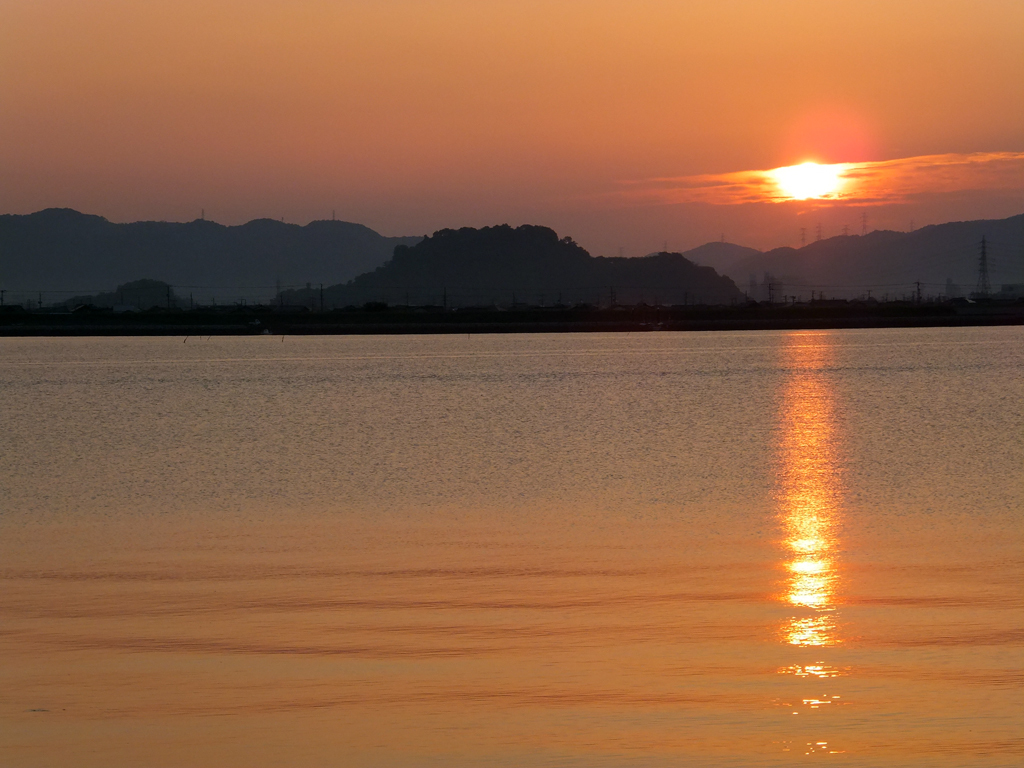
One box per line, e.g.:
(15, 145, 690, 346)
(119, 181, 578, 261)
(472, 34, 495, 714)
(977, 236, 991, 298)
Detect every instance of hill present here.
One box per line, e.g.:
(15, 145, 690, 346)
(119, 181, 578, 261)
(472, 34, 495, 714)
(0, 209, 421, 304)
(704, 214, 1024, 300)
(281, 225, 745, 308)
(667, 241, 763, 275)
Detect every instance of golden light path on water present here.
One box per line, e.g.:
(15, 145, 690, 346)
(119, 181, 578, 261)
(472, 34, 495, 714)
(777, 334, 843, 648)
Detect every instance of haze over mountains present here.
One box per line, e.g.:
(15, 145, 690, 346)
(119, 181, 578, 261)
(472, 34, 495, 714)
(0, 208, 421, 303)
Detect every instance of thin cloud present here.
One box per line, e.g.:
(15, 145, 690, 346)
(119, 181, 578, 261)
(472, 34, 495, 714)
(612, 152, 1024, 207)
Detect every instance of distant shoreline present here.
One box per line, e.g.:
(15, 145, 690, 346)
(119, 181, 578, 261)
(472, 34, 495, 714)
(1, 302, 1021, 336)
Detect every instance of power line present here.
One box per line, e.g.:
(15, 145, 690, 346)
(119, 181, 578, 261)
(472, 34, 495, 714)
(977, 236, 991, 297)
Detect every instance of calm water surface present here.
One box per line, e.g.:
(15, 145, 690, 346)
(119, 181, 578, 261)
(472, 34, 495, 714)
(1, 328, 1022, 767)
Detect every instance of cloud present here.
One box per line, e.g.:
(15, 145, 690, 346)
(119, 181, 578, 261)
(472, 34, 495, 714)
(612, 152, 1024, 207)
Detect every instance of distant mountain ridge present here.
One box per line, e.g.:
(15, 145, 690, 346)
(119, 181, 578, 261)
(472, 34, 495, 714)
(281, 224, 745, 308)
(0, 208, 421, 303)
(686, 214, 1024, 299)
(3, 209, 1020, 308)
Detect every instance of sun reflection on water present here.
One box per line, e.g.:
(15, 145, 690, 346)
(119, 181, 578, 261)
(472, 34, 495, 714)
(776, 335, 843, 647)
(778, 664, 846, 679)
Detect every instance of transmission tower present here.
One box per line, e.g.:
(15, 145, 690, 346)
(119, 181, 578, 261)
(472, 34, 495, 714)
(800, 227, 806, 247)
(815, 223, 822, 242)
(977, 236, 991, 298)
(861, 211, 867, 235)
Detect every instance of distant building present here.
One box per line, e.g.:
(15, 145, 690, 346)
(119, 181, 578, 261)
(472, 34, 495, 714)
(944, 278, 961, 299)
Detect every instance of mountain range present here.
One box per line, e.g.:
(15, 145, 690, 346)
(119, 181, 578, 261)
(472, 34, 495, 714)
(1, 209, 1020, 308)
(684, 214, 1023, 300)
(0, 208, 421, 304)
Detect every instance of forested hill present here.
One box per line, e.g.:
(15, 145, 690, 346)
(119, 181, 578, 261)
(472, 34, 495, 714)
(282, 225, 745, 308)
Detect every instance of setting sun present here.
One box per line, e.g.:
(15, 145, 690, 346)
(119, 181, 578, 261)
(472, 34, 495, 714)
(771, 161, 847, 200)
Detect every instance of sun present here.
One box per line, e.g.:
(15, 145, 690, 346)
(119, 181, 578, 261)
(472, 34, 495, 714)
(771, 161, 846, 200)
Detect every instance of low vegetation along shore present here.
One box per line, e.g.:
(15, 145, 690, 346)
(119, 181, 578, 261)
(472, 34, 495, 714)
(1, 299, 1020, 336)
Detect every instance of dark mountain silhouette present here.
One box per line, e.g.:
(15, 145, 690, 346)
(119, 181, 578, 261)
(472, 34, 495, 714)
(0, 208, 421, 303)
(699, 214, 1023, 300)
(280, 224, 745, 308)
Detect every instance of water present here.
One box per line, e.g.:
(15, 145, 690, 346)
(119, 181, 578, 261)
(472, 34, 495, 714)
(1, 328, 1021, 767)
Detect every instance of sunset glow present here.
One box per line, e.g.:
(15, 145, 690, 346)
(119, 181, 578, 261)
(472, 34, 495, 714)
(614, 151, 1024, 216)
(1, 0, 1022, 764)
(771, 162, 847, 200)
(0, 0, 1020, 252)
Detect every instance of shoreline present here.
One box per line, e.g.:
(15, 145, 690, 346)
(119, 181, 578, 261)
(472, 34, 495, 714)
(1, 302, 1021, 336)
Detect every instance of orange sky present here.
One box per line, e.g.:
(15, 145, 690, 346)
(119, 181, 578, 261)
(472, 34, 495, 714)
(1, 0, 1022, 253)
